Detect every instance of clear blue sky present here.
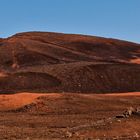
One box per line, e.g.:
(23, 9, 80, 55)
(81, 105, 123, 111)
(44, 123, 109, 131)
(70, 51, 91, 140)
(0, 0, 140, 43)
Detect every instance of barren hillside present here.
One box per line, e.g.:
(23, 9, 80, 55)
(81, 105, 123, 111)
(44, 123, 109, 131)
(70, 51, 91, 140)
(0, 32, 140, 93)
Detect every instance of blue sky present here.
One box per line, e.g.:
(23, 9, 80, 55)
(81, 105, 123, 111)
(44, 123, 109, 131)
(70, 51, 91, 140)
(0, 0, 140, 43)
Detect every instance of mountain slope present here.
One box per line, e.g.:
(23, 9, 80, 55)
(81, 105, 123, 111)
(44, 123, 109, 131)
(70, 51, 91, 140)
(0, 31, 140, 93)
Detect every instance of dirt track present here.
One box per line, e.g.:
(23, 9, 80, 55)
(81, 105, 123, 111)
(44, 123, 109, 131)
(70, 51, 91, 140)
(0, 92, 140, 139)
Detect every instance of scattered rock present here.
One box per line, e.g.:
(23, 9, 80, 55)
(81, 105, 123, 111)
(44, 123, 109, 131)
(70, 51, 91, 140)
(116, 114, 126, 118)
(116, 106, 140, 118)
(66, 131, 73, 138)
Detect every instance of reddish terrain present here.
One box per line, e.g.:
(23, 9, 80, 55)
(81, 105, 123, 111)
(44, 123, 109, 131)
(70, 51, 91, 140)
(0, 32, 140, 93)
(0, 32, 140, 139)
(0, 92, 140, 139)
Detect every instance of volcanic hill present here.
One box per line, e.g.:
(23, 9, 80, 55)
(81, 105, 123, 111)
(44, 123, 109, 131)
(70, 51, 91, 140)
(0, 32, 140, 93)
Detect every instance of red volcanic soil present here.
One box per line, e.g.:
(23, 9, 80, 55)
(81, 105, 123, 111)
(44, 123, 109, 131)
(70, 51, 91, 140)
(0, 92, 46, 111)
(0, 31, 140, 93)
(0, 92, 140, 139)
(0, 92, 139, 112)
(0, 32, 140, 139)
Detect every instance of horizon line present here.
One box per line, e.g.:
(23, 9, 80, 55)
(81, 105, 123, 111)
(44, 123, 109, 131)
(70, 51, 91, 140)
(0, 30, 140, 44)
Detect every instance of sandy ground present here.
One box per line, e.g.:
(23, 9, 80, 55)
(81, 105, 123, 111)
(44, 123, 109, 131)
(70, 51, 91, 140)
(130, 58, 140, 64)
(0, 92, 140, 140)
(0, 92, 140, 111)
(0, 93, 62, 111)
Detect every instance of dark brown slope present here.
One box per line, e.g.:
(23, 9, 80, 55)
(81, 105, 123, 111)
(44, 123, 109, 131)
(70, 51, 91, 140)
(0, 31, 140, 93)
